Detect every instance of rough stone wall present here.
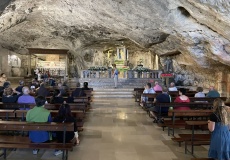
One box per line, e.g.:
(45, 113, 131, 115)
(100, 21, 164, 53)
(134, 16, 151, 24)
(0, 0, 230, 95)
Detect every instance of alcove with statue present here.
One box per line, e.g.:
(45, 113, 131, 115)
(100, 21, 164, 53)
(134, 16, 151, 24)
(79, 45, 162, 88)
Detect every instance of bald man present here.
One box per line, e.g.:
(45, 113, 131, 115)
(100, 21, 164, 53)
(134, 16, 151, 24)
(17, 86, 35, 104)
(206, 86, 220, 98)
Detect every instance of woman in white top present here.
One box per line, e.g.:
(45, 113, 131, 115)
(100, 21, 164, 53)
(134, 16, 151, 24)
(168, 82, 177, 91)
(140, 83, 155, 106)
(194, 87, 205, 97)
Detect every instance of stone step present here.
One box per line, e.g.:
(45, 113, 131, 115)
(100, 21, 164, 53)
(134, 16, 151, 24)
(77, 78, 162, 88)
(93, 88, 133, 92)
(92, 88, 134, 98)
(93, 94, 133, 98)
(93, 91, 133, 95)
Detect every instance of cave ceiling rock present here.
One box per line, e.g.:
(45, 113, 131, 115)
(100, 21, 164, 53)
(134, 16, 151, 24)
(0, 0, 230, 74)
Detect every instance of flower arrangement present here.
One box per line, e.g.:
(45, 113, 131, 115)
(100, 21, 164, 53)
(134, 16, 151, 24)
(133, 66, 150, 72)
(118, 66, 130, 72)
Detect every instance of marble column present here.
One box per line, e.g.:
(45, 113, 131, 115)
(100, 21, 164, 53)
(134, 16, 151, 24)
(96, 71, 100, 78)
(142, 72, 147, 78)
(81, 70, 84, 78)
(127, 70, 133, 79)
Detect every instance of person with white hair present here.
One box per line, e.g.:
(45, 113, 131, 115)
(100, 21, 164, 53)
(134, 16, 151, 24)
(206, 86, 220, 98)
(168, 82, 178, 91)
(17, 86, 35, 104)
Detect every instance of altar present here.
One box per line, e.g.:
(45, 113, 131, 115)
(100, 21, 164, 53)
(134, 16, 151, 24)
(81, 69, 162, 79)
(27, 48, 69, 77)
(81, 46, 162, 79)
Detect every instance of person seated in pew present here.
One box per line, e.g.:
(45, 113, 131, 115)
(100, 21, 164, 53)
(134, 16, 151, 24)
(17, 86, 35, 104)
(71, 87, 86, 97)
(174, 88, 190, 110)
(168, 82, 178, 91)
(57, 83, 67, 96)
(194, 86, 205, 97)
(140, 83, 155, 107)
(206, 86, 220, 98)
(82, 82, 90, 91)
(50, 89, 64, 104)
(53, 103, 80, 156)
(153, 81, 162, 92)
(208, 98, 230, 159)
(149, 87, 171, 123)
(67, 86, 86, 103)
(36, 82, 50, 97)
(49, 78, 56, 86)
(26, 96, 52, 155)
(2, 87, 21, 103)
(30, 79, 39, 89)
(0, 81, 11, 97)
(15, 80, 24, 94)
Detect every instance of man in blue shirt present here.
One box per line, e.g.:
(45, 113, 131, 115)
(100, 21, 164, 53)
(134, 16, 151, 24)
(149, 87, 171, 123)
(17, 86, 35, 104)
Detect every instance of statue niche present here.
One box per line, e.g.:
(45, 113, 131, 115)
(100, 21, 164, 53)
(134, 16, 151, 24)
(164, 57, 173, 73)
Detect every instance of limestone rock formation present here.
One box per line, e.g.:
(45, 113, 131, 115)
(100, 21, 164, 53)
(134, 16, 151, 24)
(0, 0, 230, 90)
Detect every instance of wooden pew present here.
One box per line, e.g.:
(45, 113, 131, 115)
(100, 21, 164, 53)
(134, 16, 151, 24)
(43, 103, 87, 112)
(14, 110, 84, 131)
(168, 91, 179, 97)
(166, 109, 212, 136)
(184, 121, 209, 154)
(0, 103, 86, 130)
(0, 121, 74, 160)
(0, 103, 32, 110)
(0, 110, 15, 120)
(170, 97, 227, 103)
(141, 93, 157, 109)
(172, 133, 210, 147)
(154, 102, 213, 117)
(0, 103, 87, 115)
(134, 88, 144, 102)
(73, 97, 90, 110)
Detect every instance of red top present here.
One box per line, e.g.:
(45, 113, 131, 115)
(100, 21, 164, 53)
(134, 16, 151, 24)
(174, 96, 191, 110)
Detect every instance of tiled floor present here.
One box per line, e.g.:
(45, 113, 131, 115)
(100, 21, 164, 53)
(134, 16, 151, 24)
(2, 98, 209, 160)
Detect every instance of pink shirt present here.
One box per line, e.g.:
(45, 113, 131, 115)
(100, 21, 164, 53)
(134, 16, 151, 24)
(153, 84, 162, 91)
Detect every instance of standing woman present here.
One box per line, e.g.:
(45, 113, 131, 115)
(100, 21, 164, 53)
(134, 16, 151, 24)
(0, 73, 7, 86)
(208, 98, 230, 159)
(112, 64, 119, 88)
